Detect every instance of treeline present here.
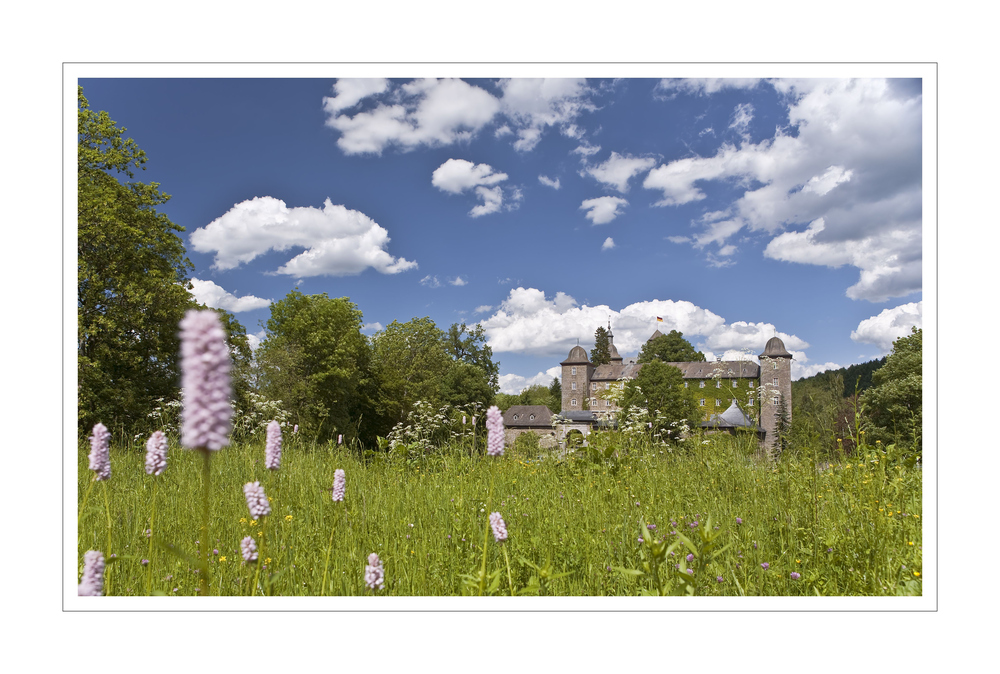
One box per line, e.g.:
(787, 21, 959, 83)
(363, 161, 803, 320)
(790, 329, 921, 456)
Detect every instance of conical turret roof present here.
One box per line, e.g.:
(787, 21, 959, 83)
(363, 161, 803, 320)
(759, 336, 792, 359)
(561, 345, 591, 365)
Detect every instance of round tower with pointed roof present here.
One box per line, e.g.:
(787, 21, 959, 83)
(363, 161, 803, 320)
(758, 335, 793, 455)
(607, 322, 623, 363)
(560, 344, 593, 412)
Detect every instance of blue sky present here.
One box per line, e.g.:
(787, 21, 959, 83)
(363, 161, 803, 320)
(79, 76, 924, 392)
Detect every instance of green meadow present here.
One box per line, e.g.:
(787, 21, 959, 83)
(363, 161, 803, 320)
(77, 430, 922, 597)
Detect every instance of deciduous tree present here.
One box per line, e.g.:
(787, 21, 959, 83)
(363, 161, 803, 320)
(638, 330, 705, 364)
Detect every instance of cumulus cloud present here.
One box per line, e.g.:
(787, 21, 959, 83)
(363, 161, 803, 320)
(498, 78, 595, 151)
(190, 197, 417, 277)
(602, 237, 615, 251)
(792, 361, 844, 381)
(499, 367, 563, 395)
(850, 301, 922, 353)
(644, 78, 922, 302)
(323, 78, 500, 155)
(538, 175, 561, 189)
(247, 330, 266, 351)
(581, 196, 629, 225)
(584, 151, 657, 192)
(473, 305, 493, 314)
(420, 275, 441, 288)
(189, 278, 271, 313)
(432, 158, 512, 217)
(362, 322, 383, 333)
(450, 276, 467, 286)
(321, 78, 390, 114)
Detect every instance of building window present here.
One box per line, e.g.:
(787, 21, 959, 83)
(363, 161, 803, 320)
(699, 381, 705, 388)
(699, 399, 705, 406)
(773, 395, 779, 405)
(605, 383, 610, 389)
(571, 367, 577, 375)
(773, 361, 778, 370)
(732, 379, 738, 387)
(684, 382, 689, 388)
(605, 400, 609, 406)
(748, 397, 754, 406)
(716, 380, 721, 388)
(749, 381, 754, 389)
(512, 414, 519, 420)
(571, 398, 577, 406)
(592, 383, 597, 391)
(529, 415, 535, 421)
(716, 399, 721, 407)
(773, 377, 779, 386)
(571, 382, 576, 390)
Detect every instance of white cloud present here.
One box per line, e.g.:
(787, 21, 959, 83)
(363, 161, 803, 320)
(432, 158, 511, 217)
(656, 78, 763, 97)
(538, 175, 561, 190)
(362, 322, 383, 333)
(584, 151, 656, 192)
(643, 78, 923, 302)
(189, 278, 271, 313)
(247, 330, 266, 351)
(792, 361, 844, 381)
(580, 196, 629, 225)
(850, 301, 923, 353)
(498, 367, 562, 395)
(498, 78, 595, 151)
(572, 141, 602, 157)
(420, 275, 441, 288)
(473, 305, 493, 314)
(602, 237, 615, 251)
(450, 276, 467, 286)
(321, 78, 389, 114)
(190, 197, 417, 277)
(431, 158, 508, 194)
(323, 78, 500, 155)
(729, 103, 754, 134)
(667, 235, 691, 244)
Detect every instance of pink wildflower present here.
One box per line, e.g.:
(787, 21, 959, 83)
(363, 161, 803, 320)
(144, 430, 168, 476)
(489, 512, 508, 543)
(265, 420, 282, 470)
(332, 469, 346, 502)
(365, 553, 384, 590)
(179, 310, 232, 450)
(78, 550, 105, 596)
(486, 405, 504, 456)
(88, 423, 111, 481)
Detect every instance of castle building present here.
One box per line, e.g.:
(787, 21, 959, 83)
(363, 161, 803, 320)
(557, 327, 792, 451)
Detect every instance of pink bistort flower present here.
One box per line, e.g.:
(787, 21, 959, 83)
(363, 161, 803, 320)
(332, 469, 346, 502)
(179, 310, 232, 451)
(89, 423, 111, 481)
(241, 536, 258, 562)
(243, 481, 271, 519)
(145, 430, 168, 476)
(265, 420, 282, 470)
(78, 550, 105, 596)
(486, 406, 504, 456)
(489, 512, 508, 543)
(364, 553, 384, 590)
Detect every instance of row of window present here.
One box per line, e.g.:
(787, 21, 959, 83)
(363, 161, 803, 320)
(569, 395, 780, 409)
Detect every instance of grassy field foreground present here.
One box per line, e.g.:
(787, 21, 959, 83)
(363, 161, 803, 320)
(77, 433, 922, 597)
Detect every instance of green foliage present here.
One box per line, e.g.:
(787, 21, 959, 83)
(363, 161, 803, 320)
(496, 382, 560, 413)
(255, 291, 372, 443)
(638, 330, 705, 364)
(622, 361, 699, 442)
(861, 327, 922, 452)
(591, 326, 611, 365)
(77, 87, 197, 437)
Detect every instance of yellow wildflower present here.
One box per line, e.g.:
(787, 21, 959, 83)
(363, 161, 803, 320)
(240, 518, 247, 524)
(913, 571, 920, 577)
(219, 556, 226, 563)
(285, 515, 293, 522)
(250, 519, 257, 526)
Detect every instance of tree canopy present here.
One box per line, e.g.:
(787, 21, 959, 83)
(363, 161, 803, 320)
(622, 360, 699, 441)
(637, 330, 705, 364)
(861, 327, 922, 451)
(77, 87, 197, 436)
(591, 326, 611, 365)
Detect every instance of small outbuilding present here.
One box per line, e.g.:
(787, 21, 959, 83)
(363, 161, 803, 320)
(502, 405, 558, 448)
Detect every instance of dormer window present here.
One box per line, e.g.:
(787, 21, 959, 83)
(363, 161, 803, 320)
(529, 414, 535, 420)
(512, 414, 519, 420)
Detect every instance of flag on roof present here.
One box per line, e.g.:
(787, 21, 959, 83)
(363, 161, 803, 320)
(656, 316, 663, 322)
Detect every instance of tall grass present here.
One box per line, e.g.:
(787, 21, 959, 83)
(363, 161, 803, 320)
(77, 432, 921, 596)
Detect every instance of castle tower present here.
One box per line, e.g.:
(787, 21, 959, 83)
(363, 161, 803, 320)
(607, 322, 623, 364)
(560, 345, 593, 412)
(758, 336, 793, 456)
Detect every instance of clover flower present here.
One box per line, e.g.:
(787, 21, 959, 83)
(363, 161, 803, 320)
(486, 406, 504, 456)
(364, 553, 385, 590)
(790, 572, 801, 580)
(241, 536, 258, 562)
(265, 420, 282, 470)
(78, 550, 105, 596)
(243, 481, 271, 519)
(735, 517, 743, 525)
(179, 310, 232, 451)
(761, 562, 769, 570)
(332, 469, 346, 502)
(144, 430, 168, 476)
(88, 423, 111, 481)
(489, 512, 508, 543)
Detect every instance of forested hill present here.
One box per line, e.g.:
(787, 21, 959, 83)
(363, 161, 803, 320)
(793, 357, 887, 398)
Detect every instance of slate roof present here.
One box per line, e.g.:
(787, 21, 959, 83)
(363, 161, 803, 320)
(558, 410, 597, 422)
(503, 405, 553, 428)
(701, 401, 757, 429)
(560, 345, 591, 365)
(760, 336, 792, 359)
(590, 360, 759, 381)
